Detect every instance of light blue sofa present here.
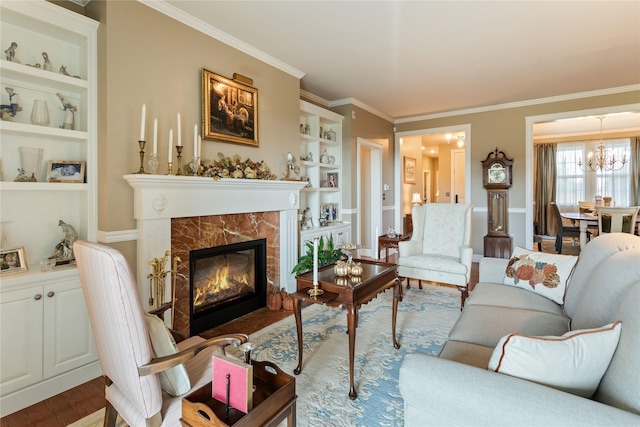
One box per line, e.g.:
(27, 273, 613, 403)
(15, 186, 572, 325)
(399, 233, 640, 426)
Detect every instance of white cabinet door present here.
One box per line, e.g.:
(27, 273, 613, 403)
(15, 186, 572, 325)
(43, 279, 97, 378)
(0, 286, 43, 396)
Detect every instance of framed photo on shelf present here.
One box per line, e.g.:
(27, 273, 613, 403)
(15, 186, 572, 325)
(404, 157, 416, 184)
(202, 68, 258, 147)
(46, 160, 86, 183)
(323, 172, 338, 188)
(321, 203, 339, 222)
(0, 246, 28, 275)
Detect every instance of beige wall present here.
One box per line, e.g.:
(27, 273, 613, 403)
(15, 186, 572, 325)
(396, 90, 640, 253)
(331, 104, 395, 236)
(86, 1, 301, 267)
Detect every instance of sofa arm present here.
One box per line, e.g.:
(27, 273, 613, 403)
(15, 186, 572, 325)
(398, 239, 421, 257)
(478, 256, 509, 283)
(399, 353, 640, 426)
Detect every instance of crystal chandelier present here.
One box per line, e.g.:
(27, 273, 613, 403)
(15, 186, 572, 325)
(577, 116, 627, 172)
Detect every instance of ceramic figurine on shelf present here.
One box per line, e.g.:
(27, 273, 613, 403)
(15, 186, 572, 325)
(56, 93, 77, 130)
(14, 168, 36, 182)
(42, 52, 53, 71)
(0, 87, 22, 120)
(49, 219, 78, 263)
(59, 65, 81, 79)
(301, 207, 313, 230)
(320, 149, 329, 164)
(4, 42, 19, 63)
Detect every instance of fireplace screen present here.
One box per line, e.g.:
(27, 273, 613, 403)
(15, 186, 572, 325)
(189, 238, 267, 335)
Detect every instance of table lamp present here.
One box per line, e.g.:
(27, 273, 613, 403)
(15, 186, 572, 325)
(412, 193, 422, 205)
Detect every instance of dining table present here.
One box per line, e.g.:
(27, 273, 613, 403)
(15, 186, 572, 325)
(560, 211, 640, 249)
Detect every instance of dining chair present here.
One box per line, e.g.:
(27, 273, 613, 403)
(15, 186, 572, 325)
(578, 201, 593, 213)
(597, 206, 640, 235)
(550, 202, 581, 253)
(73, 240, 248, 427)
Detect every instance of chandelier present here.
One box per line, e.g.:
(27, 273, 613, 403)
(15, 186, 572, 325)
(577, 116, 627, 172)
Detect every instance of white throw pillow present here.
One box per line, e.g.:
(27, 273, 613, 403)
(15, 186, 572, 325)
(488, 322, 622, 398)
(503, 247, 578, 304)
(144, 312, 191, 396)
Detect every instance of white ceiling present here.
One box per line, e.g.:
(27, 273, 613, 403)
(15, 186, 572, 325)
(163, 0, 640, 121)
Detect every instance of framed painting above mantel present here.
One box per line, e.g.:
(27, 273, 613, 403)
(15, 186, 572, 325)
(202, 68, 258, 147)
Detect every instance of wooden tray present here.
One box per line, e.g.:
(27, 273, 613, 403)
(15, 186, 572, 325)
(181, 360, 296, 427)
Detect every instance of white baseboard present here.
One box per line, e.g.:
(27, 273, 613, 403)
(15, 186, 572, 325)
(0, 361, 102, 417)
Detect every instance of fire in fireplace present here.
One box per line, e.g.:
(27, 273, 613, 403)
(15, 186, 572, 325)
(189, 238, 267, 335)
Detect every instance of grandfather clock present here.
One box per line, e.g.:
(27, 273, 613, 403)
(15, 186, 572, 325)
(481, 148, 513, 258)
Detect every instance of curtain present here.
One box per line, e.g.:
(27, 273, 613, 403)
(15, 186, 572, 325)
(632, 136, 640, 206)
(534, 143, 557, 236)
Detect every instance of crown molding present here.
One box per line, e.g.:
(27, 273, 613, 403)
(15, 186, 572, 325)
(395, 84, 640, 124)
(331, 97, 394, 123)
(138, 0, 305, 80)
(68, 0, 93, 6)
(300, 90, 330, 108)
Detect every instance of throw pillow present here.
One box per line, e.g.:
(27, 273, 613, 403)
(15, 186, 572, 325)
(143, 312, 191, 396)
(488, 322, 622, 398)
(503, 247, 578, 304)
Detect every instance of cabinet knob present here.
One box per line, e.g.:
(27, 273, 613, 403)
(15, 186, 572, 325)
(34, 294, 42, 300)
(47, 291, 55, 298)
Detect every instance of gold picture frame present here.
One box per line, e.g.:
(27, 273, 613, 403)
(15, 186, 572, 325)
(404, 157, 416, 184)
(46, 160, 86, 183)
(0, 246, 28, 275)
(202, 69, 258, 147)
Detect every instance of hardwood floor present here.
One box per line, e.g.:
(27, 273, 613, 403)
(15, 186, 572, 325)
(1, 258, 479, 427)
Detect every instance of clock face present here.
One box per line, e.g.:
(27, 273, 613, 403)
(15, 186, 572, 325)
(488, 164, 506, 184)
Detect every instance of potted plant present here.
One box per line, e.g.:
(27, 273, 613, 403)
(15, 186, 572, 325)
(292, 234, 346, 275)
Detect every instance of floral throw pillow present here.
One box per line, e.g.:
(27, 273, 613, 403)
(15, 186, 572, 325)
(503, 247, 578, 304)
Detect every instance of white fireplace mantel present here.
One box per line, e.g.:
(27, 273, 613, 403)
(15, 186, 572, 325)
(124, 174, 307, 306)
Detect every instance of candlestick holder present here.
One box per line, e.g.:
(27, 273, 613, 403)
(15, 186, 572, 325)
(190, 156, 200, 176)
(133, 140, 148, 174)
(148, 153, 159, 174)
(175, 146, 184, 175)
(308, 282, 324, 297)
(166, 161, 174, 176)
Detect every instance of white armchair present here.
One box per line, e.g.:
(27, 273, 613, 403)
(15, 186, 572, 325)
(73, 240, 248, 427)
(398, 203, 473, 308)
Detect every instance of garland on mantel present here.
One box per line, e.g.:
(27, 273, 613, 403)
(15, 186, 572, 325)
(186, 152, 278, 180)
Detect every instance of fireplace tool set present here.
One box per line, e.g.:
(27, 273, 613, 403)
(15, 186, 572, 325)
(148, 250, 181, 325)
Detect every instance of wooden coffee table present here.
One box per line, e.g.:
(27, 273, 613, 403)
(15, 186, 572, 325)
(291, 259, 402, 399)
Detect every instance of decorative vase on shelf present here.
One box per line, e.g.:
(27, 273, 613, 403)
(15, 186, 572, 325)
(30, 100, 50, 127)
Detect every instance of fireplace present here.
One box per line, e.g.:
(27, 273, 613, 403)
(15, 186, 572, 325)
(189, 238, 267, 336)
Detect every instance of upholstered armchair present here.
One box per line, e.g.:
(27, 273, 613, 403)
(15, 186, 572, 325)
(398, 203, 473, 308)
(73, 240, 248, 427)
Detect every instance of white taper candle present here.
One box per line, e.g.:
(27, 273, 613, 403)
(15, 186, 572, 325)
(177, 113, 182, 146)
(140, 104, 146, 141)
(313, 237, 319, 285)
(193, 124, 198, 156)
(152, 118, 158, 154)
(168, 128, 173, 162)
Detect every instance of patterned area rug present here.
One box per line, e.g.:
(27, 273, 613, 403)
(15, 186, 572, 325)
(69, 283, 461, 427)
(247, 283, 461, 426)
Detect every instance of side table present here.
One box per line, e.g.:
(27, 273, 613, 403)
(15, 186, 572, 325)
(378, 234, 410, 262)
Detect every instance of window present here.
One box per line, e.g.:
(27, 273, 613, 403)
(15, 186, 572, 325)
(555, 138, 631, 208)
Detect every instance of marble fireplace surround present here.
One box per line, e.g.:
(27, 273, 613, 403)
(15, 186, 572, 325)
(124, 175, 306, 334)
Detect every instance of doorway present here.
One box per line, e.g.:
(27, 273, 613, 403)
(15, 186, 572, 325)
(394, 124, 472, 229)
(525, 103, 640, 249)
(357, 137, 383, 257)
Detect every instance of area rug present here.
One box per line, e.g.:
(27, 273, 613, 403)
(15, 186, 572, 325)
(69, 283, 461, 427)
